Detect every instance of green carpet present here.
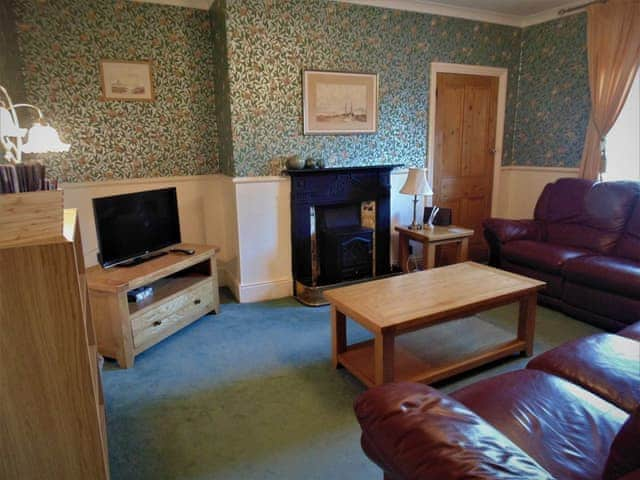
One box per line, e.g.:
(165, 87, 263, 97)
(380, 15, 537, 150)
(103, 289, 602, 479)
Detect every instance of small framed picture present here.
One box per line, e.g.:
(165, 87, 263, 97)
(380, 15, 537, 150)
(303, 70, 378, 135)
(100, 60, 155, 102)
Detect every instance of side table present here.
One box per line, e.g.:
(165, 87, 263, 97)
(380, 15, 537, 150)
(396, 225, 474, 272)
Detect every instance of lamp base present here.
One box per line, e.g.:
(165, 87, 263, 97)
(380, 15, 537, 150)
(407, 223, 423, 230)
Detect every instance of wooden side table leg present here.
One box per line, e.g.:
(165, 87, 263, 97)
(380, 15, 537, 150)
(457, 238, 469, 262)
(331, 306, 347, 369)
(426, 242, 437, 269)
(398, 232, 410, 273)
(518, 293, 537, 357)
(374, 331, 394, 385)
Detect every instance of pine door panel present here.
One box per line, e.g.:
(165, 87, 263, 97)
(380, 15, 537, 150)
(434, 72, 498, 262)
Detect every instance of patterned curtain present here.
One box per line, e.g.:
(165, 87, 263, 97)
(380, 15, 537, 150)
(580, 0, 640, 180)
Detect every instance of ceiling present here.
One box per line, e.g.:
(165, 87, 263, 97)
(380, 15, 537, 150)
(132, 0, 586, 27)
(419, 0, 581, 16)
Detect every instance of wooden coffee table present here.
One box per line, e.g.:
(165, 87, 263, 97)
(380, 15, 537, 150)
(324, 262, 545, 387)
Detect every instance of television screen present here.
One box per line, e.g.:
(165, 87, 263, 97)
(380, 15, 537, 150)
(93, 187, 181, 268)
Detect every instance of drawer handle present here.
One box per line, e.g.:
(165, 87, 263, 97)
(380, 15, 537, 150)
(194, 299, 201, 305)
(153, 320, 162, 327)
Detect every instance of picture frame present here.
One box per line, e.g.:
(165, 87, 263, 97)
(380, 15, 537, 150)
(99, 60, 155, 102)
(303, 70, 378, 135)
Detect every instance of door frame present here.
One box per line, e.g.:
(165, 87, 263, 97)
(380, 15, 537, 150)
(427, 62, 508, 217)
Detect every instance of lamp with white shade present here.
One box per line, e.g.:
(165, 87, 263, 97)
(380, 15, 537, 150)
(0, 84, 70, 163)
(400, 167, 434, 230)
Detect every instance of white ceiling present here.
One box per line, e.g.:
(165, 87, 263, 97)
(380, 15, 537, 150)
(133, 0, 587, 27)
(422, 0, 581, 16)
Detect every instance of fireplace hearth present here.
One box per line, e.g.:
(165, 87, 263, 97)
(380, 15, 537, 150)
(288, 165, 400, 306)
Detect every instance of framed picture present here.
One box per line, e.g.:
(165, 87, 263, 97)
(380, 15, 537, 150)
(303, 70, 378, 135)
(99, 60, 155, 102)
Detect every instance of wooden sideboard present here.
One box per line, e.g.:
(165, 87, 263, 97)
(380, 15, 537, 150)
(0, 195, 110, 479)
(87, 244, 220, 368)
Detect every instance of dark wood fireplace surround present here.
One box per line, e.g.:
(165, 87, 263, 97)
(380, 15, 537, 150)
(288, 165, 399, 304)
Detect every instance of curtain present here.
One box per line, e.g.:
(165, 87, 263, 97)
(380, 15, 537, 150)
(579, 0, 640, 180)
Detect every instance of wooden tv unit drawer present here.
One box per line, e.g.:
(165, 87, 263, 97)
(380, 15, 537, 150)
(132, 279, 215, 352)
(87, 244, 220, 368)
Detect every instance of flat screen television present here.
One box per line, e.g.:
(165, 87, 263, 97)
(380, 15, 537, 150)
(93, 187, 181, 268)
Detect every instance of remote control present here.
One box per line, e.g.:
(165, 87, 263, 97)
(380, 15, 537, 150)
(169, 248, 196, 255)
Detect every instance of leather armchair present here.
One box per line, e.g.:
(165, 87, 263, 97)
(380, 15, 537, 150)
(354, 323, 640, 480)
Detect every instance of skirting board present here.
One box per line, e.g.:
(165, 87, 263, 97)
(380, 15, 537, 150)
(236, 277, 293, 304)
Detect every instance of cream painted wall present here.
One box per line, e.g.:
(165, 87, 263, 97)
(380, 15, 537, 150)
(62, 174, 235, 271)
(61, 166, 577, 303)
(232, 177, 293, 303)
(496, 166, 579, 218)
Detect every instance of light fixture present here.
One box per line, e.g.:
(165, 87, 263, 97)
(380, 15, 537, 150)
(0, 84, 70, 163)
(400, 167, 434, 230)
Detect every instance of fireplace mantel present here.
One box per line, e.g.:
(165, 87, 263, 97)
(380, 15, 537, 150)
(288, 165, 402, 297)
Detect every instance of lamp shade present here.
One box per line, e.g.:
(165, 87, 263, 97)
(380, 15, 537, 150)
(22, 124, 70, 154)
(400, 167, 433, 196)
(0, 107, 27, 138)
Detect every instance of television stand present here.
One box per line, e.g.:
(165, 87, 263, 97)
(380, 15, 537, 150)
(117, 250, 168, 267)
(86, 244, 220, 368)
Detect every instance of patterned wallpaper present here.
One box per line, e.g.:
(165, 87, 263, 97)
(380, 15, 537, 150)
(210, 0, 235, 176)
(1, 0, 26, 104)
(219, 0, 524, 176)
(511, 14, 590, 168)
(9, 0, 590, 181)
(12, 0, 219, 182)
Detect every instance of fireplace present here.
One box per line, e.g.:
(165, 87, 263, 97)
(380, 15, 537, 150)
(288, 165, 399, 305)
(316, 203, 373, 284)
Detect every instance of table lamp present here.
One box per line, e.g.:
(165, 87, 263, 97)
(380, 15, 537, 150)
(400, 167, 433, 230)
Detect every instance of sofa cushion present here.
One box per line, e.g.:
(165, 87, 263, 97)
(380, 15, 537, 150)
(534, 179, 640, 254)
(534, 178, 594, 225)
(502, 260, 564, 298)
(527, 333, 640, 413)
(355, 382, 554, 480)
(617, 202, 640, 262)
(619, 322, 640, 341)
(502, 240, 592, 274)
(563, 282, 640, 328)
(452, 369, 628, 480)
(603, 407, 640, 480)
(563, 256, 640, 299)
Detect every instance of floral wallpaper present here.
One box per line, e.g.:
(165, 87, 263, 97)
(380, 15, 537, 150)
(511, 14, 590, 168)
(210, 0, 235, 176)
(12, 0, 219, 182)
(217, 0, 524, 177)
(9, 0, 590, 181)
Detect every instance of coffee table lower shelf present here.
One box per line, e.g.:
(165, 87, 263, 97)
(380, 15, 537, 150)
(337, 337, 527, 388)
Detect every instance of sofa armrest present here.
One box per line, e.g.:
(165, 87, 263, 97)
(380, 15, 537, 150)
(354, 382, 554, 480)
(483, 218, 542, 243)
(483, 219, 542, 267)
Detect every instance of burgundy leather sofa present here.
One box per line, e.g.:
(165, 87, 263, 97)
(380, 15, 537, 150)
(354, 322, 640, 480)
(483, 178, 640, 331)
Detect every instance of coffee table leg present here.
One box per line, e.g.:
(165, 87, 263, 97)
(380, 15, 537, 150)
(331, 306, 347, 369)
(518, 293, 537, 356)
(374, 331, 394, 385)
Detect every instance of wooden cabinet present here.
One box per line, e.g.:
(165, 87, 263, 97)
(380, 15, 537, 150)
(0, 195, 109, 479)
(87, 245, 220, 368)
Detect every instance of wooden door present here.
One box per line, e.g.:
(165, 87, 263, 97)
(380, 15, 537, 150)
(433, 72, 498, 262)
